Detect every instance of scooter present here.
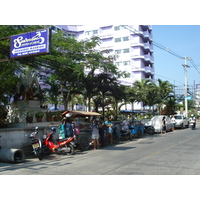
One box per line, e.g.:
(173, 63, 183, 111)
(113, 126, 132, 141)
(29, 127, 43, 160)
(190, 120, 196, 130)
(42, 127, 76, 155)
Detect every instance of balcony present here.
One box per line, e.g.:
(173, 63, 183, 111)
(100, 33, 114, 39)
(144, 66, 154, 75)
(143, 42, 153, 52)
(100, 45, 114, 50)
(131, 54, 154, 64)
(144, 54, 154, 64)
(143, 30, 153, 41)
(131, 54, 145, 59)
(131, 66, 145, 72)
(141, 25, 152, 31)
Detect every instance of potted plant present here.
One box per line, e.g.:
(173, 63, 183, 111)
(35, 111, 44, 122)
(26, 110, 34, 123)
(45, 111, 53, 122)
(52, 111, 62, 121)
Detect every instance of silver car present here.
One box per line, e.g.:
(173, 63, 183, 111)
(148, 115, 173, 133)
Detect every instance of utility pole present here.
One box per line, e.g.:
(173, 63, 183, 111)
(182, 57, 191, 118)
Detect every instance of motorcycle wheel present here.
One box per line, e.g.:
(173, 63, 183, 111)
(36, 149, 43, 161)
(68, 144, 75, 155)
(42, 145, 51, 155)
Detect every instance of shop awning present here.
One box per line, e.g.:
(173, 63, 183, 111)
(62, 110, 101, 117)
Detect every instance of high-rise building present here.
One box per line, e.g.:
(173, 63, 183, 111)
(54, 25, 154, 110)
(57, 25, 154, 86)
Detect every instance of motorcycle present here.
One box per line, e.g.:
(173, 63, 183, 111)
(113, 126, 132, 141)
(29, 127, 43, 160)
(190, 120, 196, 130)
(42, 127, 76, 155)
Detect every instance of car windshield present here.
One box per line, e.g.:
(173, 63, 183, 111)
(175, 116, 182, 119)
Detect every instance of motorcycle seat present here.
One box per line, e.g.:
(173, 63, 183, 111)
(57, 138, 67, 142)
(57, 137, 72, 142)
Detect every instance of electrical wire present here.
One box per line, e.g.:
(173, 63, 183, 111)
(122, 25, 200, 75)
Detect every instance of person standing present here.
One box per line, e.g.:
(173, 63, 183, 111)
(171, 115, 176, 131)
(105, 116, 113, 145)
(161, 116, 166, 134)
(64, 118, 74, 138)
(91, 119, 100, 150)
(99, 117, 105, 147)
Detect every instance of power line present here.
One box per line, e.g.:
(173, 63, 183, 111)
(152, 40, 183, 59)
(122, 25, 200, 75)
(154, 73, 184, 85)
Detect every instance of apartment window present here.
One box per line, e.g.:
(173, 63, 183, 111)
(92, 29, 98, 34)
(123, 48, 130, 53)
(123, 36, 129, 41)
(115, 49, 121, 54)
(67, 34, 76, 38)
(115, 37, 121, 42)
(85, 31, 91, 35)
(123, 61, 130, 65)
(114, 26, 120, 31)
(115, 61, 122, 66)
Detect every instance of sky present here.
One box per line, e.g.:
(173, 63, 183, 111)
(152, 25, 200, 88)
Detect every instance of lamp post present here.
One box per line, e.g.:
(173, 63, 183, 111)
(182, 57, 191, 118)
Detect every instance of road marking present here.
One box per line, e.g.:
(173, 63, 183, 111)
(145, 134, 197, 159)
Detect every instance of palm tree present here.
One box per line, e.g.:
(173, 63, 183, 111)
(133, 79, 154, 110)
(126, 86, 139, 111)
(156, 79, 173, 114)
(96, 73, 118, 117)
(110, 84, 127, 117)
(43, 78, 60, 110)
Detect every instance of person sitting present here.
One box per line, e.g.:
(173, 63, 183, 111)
(121, 117, 130, 132)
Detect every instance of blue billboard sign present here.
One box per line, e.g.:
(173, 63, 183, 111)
(196, 84, 200, 91)
(10, 28, 51, 59)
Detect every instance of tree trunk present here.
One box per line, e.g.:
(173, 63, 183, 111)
(102, 93, 105, 118)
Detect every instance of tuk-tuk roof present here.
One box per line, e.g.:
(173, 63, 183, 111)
(62, 110, 101, 117)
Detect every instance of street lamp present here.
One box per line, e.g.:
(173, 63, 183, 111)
(182, 57, 191, 118)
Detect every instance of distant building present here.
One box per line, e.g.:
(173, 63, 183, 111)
(52, 25, 155, 110)
(57, 25, 154, 86)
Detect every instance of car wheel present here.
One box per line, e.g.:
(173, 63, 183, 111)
(181, 124, 183, 129)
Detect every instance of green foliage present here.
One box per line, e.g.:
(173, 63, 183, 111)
(26, 110, 34, 117)
(35, 111, 44, 118)
(0, 25, 177, 118)
(45, 111, 54, 117)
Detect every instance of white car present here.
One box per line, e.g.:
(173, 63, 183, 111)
(174, 115, 189, 129)
(148, 115, 173, 133)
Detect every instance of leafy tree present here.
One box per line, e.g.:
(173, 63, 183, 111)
(0, 25, 45, 104)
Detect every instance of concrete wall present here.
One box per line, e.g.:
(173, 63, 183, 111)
(0, 122, 61, 149)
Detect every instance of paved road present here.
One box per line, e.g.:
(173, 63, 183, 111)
(1, 124, 200, 175)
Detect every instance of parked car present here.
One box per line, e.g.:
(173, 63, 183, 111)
(174, 115, 189, 129)
(147, 115, 173, 133)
